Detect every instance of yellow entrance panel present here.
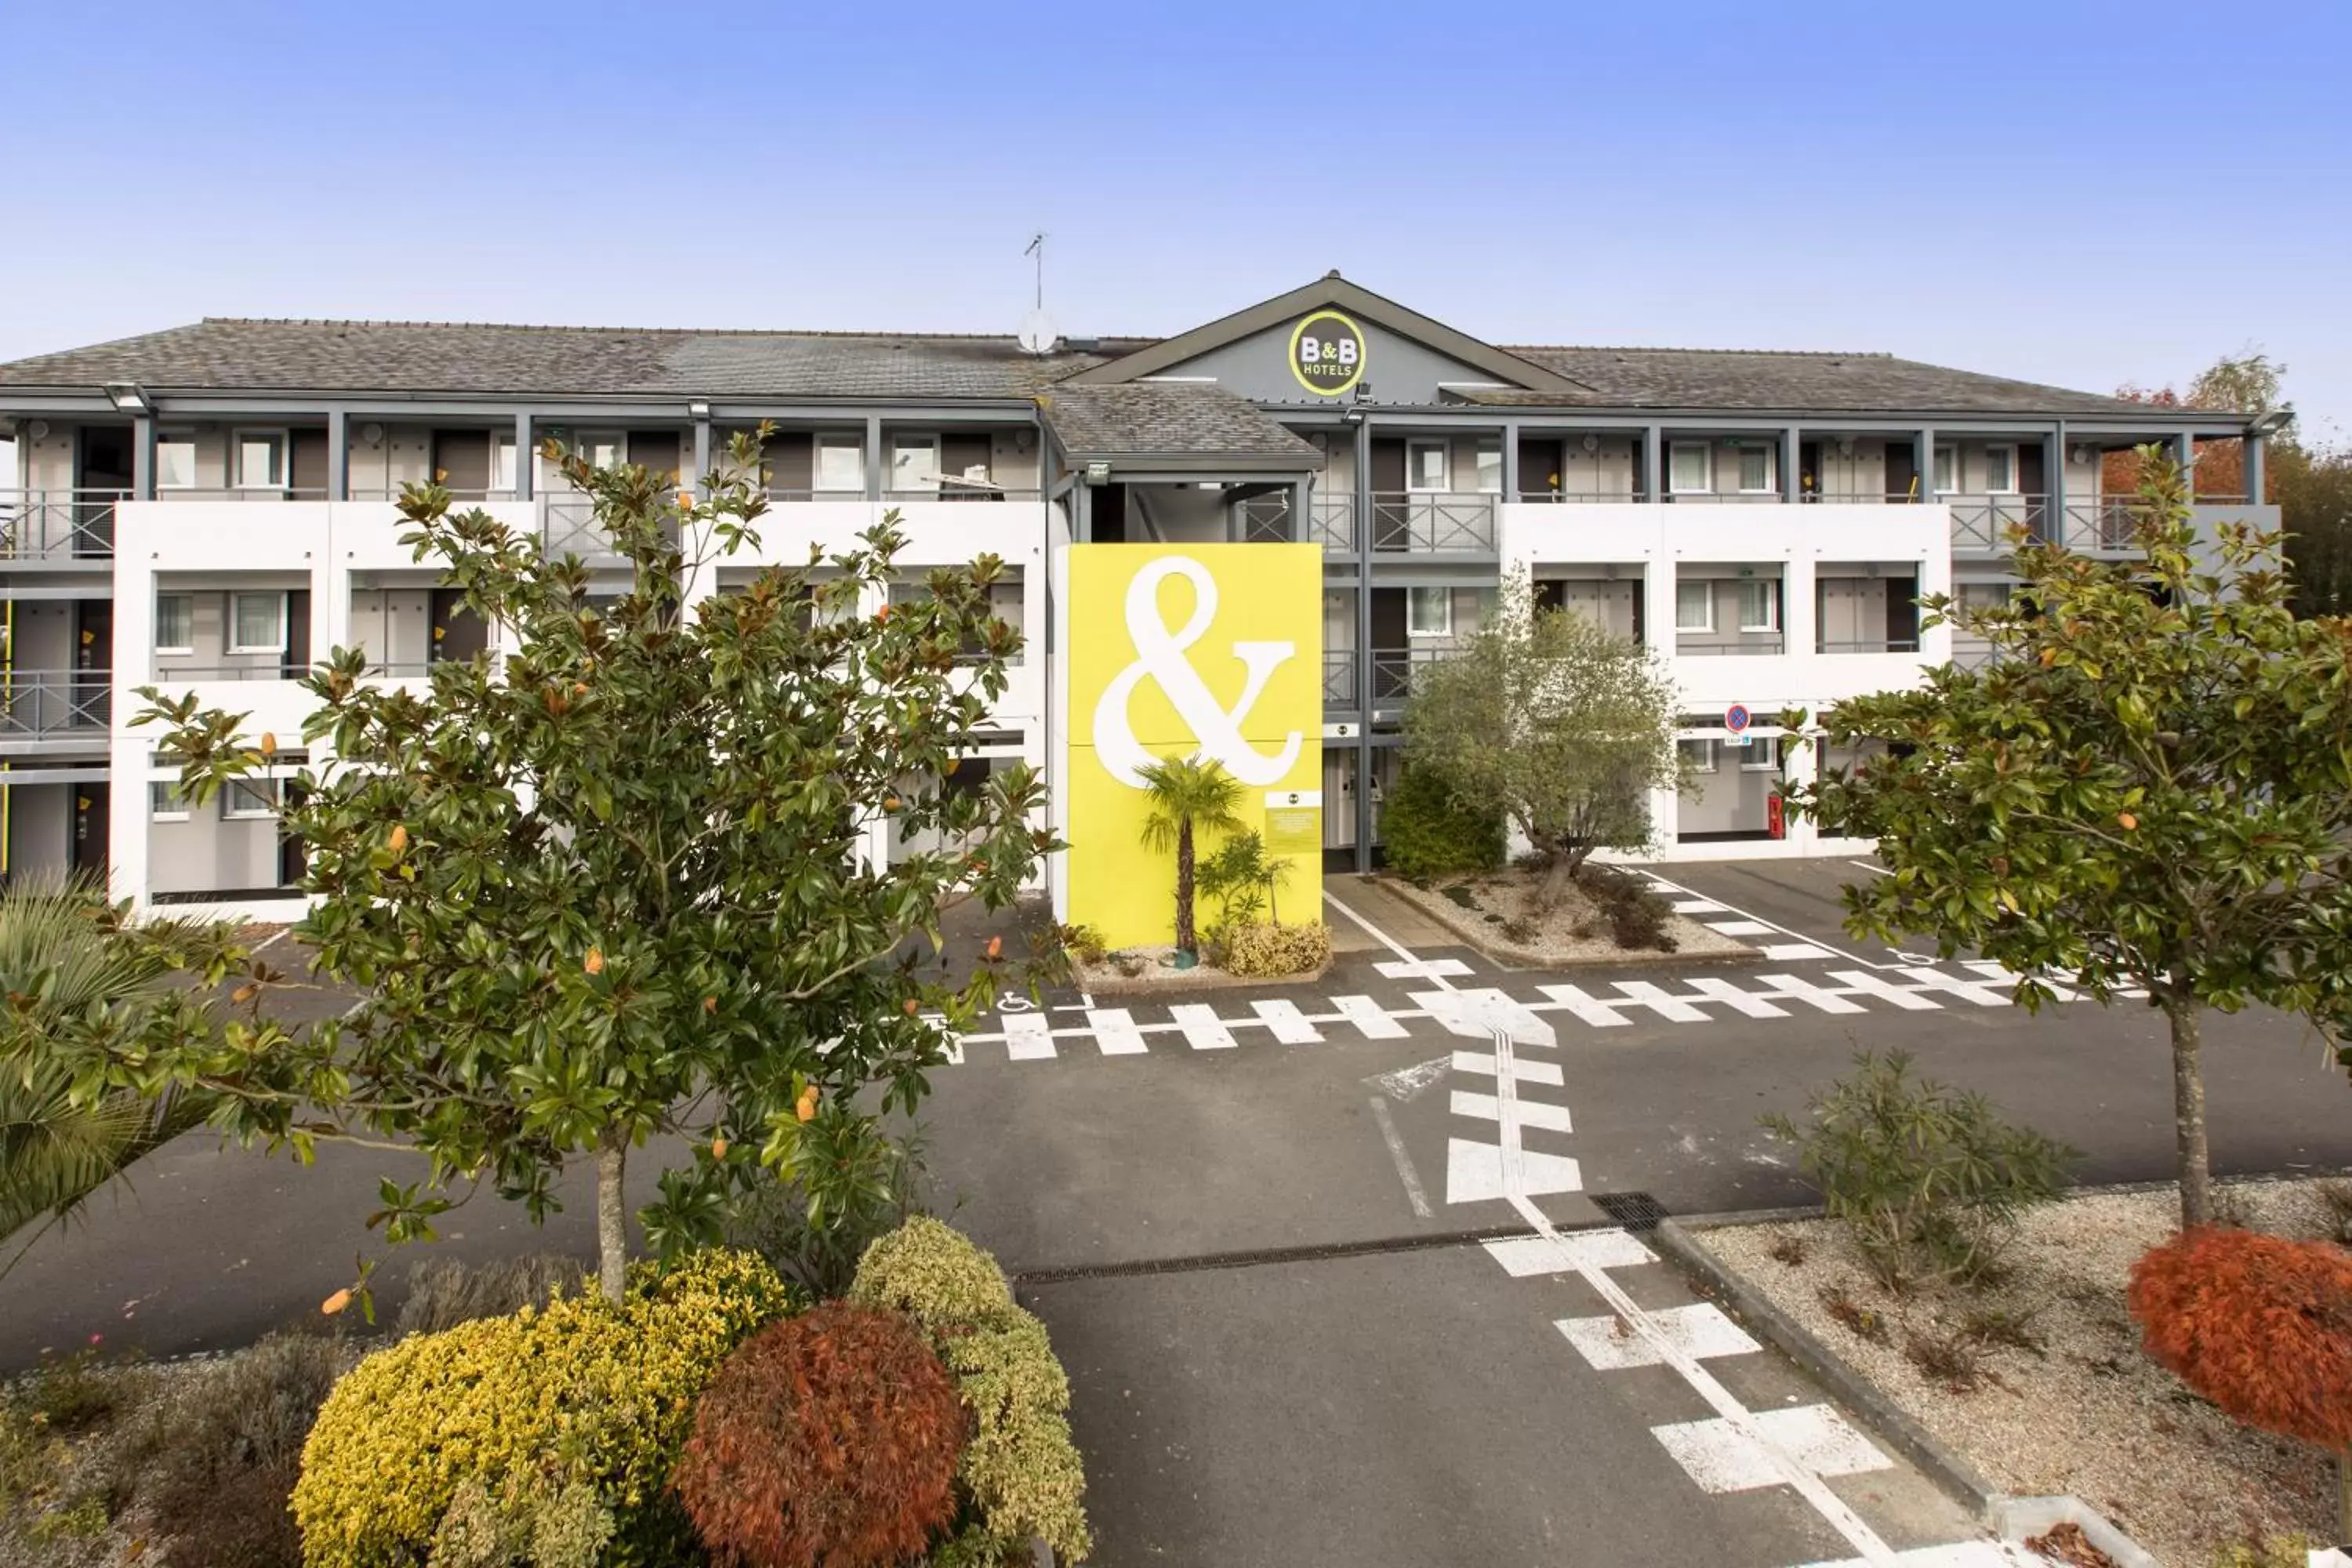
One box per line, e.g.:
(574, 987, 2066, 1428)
(1067, 543, 1323, 949)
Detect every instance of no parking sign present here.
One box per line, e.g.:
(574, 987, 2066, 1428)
(1724, 704, 1751, 749)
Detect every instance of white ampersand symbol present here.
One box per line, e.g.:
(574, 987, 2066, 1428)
(1093, 557, 1301, 789)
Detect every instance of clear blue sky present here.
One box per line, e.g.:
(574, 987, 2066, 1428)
(4, 1, 2346, 438)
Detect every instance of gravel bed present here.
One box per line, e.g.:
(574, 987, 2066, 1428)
(1378, 869, 1749, 966)
(1074, 943, 1329, 993)
(1701, 1180, 2344, 1566)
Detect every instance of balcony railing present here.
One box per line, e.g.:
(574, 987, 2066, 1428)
(1675, 635, 1787, 655)
(1817, 637, 1922, 655)
(1801, 492, 1926, 505)
(1515, 488, 1644, 504)
(1946, 494, 2049, 553)
(1236, 495, 1357, 551)
(1323, 649, 1357, 709)
(0, 490, 125, 561)
(1368, 645, 1461, 703)
(2059, 497, 2151, 553)
(0, 672, 110, 738)
(1369, 493, 1496, 554)
(150, 662, 303, 682)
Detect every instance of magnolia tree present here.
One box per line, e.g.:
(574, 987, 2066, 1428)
(124, 430, 1056, 1301)
(1785, 455, 2352, 1229)
(1403, 577, 1682, 907)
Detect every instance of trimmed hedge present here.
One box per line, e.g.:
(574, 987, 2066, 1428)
(1220, 920, 1333, 978)
(1381, 767, 1504, 880)
(849, 1218, 1091, 1563)
(292, 1247, 797, 1568)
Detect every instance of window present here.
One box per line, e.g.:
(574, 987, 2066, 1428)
(230, 592, 285, 653)
(156, 433, 198, 490)
(1740, 736, 1783, 772)
(1473, 439, 1503, 494)
(1679, 738, 1718, 774)
(1984, 444, 2017, 494)
(1737, 579, 1779, 632)
(1669, 441, 1713, 494)
(577, 430, 626, 470)
(1675, 579, 1715, 632)
(1933, 444, 1959, 495)
(150, 782, 190, 822)
(154, 593, 194, 654)
(1406, 441, 1449, 492)
(1736, 446, 1776, 494)
(234, 430, 287, 490)
(816, 434, 865, 494)
(490, 434, 518, 494)
(222, 779, 280, 820)
(891, 436, 941, 494)
(1958, 581, 2013, 613)
(1407, 587, 1452, 637)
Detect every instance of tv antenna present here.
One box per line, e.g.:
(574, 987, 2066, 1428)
(1017, 232, 1059, 355)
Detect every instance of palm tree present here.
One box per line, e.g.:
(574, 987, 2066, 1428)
(1136, 755, 1247, 958)
(0, 874, 224, 1277)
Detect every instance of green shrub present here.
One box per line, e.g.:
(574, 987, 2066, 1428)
(141, 1330, 343, 1568)
(294, 1247, 796, 1568)
(1381, 766, 1504, 880)
(725, 1134, 925, 1299)
(849, 1220, 1091, 1563)
(1762, 1051, 2078, 1291)
(2212, 1536, 2316, 1568)
(1219, 920, 1332, 978)
(675, 1303, 966, 1567)
(1578, 865, 1675, 953)
(396, 1253, 586, 1338)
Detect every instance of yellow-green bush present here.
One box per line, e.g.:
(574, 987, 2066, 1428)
(294, 1247, 794, 1568)
(1220, 919, 1332, 978)
(849, 1220, 1091, 1563)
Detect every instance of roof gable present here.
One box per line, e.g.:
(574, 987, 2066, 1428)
(1062, 274, 1587, 400)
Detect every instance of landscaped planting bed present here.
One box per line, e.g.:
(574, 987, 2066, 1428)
(1697, 1179, 2345, 1565)
(1379, 864, 1750, 966)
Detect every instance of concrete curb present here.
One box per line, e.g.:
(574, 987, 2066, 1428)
(1374, 873, 1763, 971)
(1073, 954, 1336, 996)
(1650, 1215, 2002, 1515)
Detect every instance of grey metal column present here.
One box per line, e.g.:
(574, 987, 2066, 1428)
(1355, 414, 1374, 874)
(513, 412, 533, 500)
(2174, 430, 2196, 496)
(1781, 425, 1801, 503)
(1915, 428, 1934, 503)
(2246, 431, 2267, 504)
(865, 416, 884, 501)
(692, 416, 712, 493)
(2046, 426, 2066, 546)
(1292, 478, 1309, 543)
(1073, 478, 1091, 544)
(1642, 425, 1662, 503)
(132, 416, 154, 500)
(325, 409, 348, 501)
(1501, 421, 1520, 501)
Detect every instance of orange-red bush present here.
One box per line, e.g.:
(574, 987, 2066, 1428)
(2127, 1225, 2352, 1449)
(673, 1301, 967, 1568)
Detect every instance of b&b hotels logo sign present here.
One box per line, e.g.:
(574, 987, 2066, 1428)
(1067, 544, 1323, 947)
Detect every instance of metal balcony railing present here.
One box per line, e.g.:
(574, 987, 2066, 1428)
(1515, 488, 1644, 504)
(0, 489, 125, 561)
(1945, 494, 2049, 553)
(1675, 635, 1787, 655)
(1801, 492, 1926, 505)
(1369, 493, 1497, 554)
(1237, 495, 1291, 544)
(1233, 495, 1357, 551)
(1323, 650, 1357, 709)
(1817, 637, 1922, 655)
(881, 483, 1045, 503)
(1367, 645, 1461, 703)
(2059, 497, 2152, 553)
(0, 672, 110, 738)
(150, 662, 302, 682)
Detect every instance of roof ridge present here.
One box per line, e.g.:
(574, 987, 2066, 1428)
(194, 316, 1154, 346)
(1504, 343, 1895, 360)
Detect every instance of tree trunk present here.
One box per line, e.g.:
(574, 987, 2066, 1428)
(1534, 839, 1577, 912)
(596, 1126, 628, 1304)
(2339, 1450, 2351, 1548)
(1174, 819, 1196, 956)
(2161, 990, 2213, 1230)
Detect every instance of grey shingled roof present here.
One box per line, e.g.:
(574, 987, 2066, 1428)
(0, 318, 1142, 401)
(1480, 346, 2161, 417)
(1039, 383, 1321, 463)
(0, 314, 2177, 420)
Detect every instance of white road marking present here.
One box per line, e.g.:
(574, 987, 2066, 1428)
(1169, 1004, 1237, 1050)
(1846, 859, 1890, 877)
(1559, 1301, 1759, 1370)
(1673, 899, 1730, 914)
(1446, 1137, 1581, 1203)
(1374, 956, 1472, 980)
(1250, 998, 1323, 1044)
(1897, 967, 2020, 1007)
(1535, 982, 1632, 1028)
(1651, 1405, 1894, 1494)
(1707, 919, 1775, 937)
(1085, 1007, 1149, 1055)
(1367, 1097, 1432, 1218)
(1003, 1013, 1056, 1061)
(1481, 1229, 1655, 1276)
(1607, 979, 1711, 1023)
(1416, 986, 1558, 1046)
(1641, 869, 1899, 971)
(1686, 976, 1792, 1018)
(1828, 970, 1944, 1012)
(1331, 993, 1410, 1039)
(1364, 1056, 1452, 1103)
(1754, 973, 1869, 1014)
(1450, 1089, 1572, 1132)
(1761, 942, 1834, 961)
(1450, 1051, 1563, 1086)
(1800, 1544, 2039, 1567)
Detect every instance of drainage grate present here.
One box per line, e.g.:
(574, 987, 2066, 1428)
(1590, 1191, 1671, 1233)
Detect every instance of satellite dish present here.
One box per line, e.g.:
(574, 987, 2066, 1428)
(1017, 308, 1060, 356)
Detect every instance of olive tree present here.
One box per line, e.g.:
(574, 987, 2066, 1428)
(124, 430, 1055, 1301)
(1402, 576, 1682, 907)
(1785, 454, 2352, 1229)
